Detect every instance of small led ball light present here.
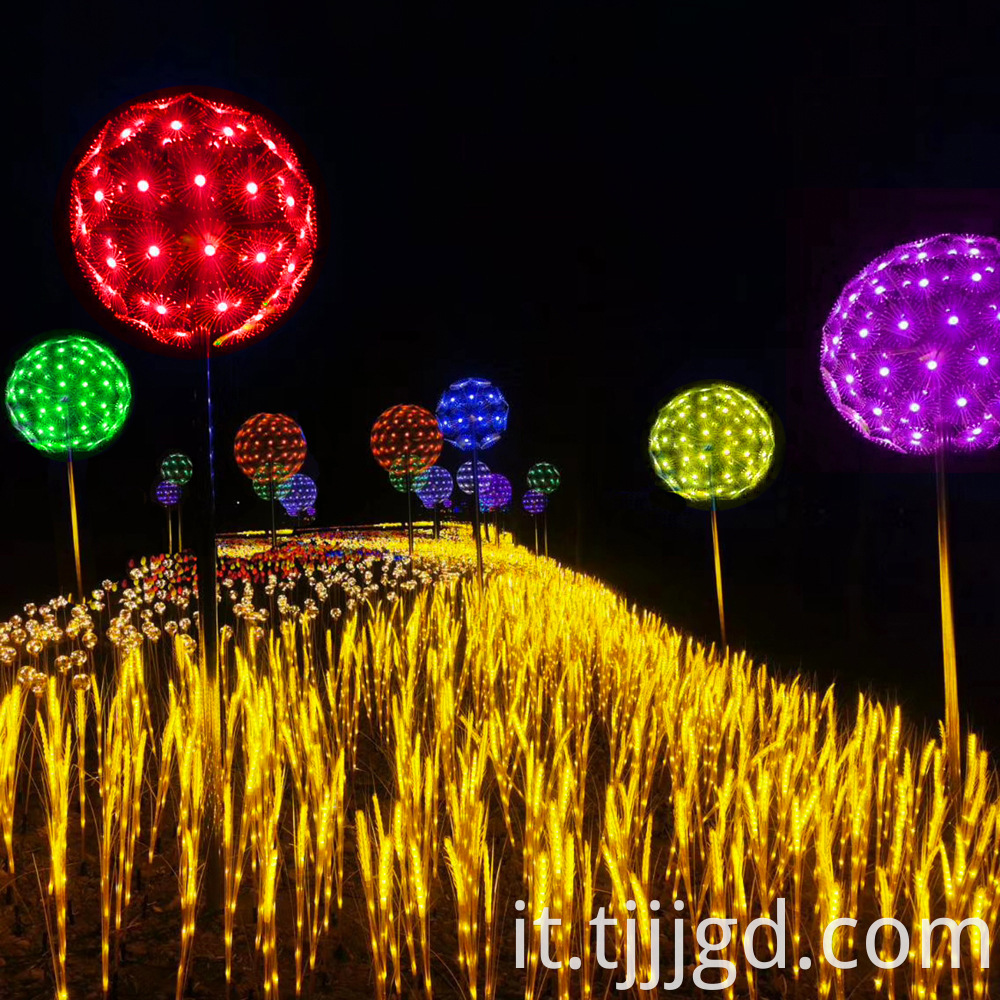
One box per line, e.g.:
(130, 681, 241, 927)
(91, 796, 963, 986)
(281, 473, 317, 517)
(457, 460, 490, 494)
(649, 380, 779, 651)
(370, 405, 443, 475)
(435, 377, 509, 451)
(522, 489, 548, 515)
(160, 452, 193, 486)
(252, 467, 294, 502)
(649, 382, 777, 505)
(58, 87, 323, 357)
(389, 466, 431, 493)
(480, 473, 512, 510)
(821, 233, 1000, 454)
(234, 413, 306, 481)
(5, 332, 132, 456)
(5, 331, 132, 599)
(154, 480, 183, 507)
(417, 466, 454, 507)
(527, 462, 560, 494)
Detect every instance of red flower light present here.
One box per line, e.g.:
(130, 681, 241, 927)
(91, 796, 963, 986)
(370, 404, 443, 475)
(234, 413, 306, 481)
(58, 87, 323, 357)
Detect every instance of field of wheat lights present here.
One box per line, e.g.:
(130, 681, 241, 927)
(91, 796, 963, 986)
(0, 531, 997, 999)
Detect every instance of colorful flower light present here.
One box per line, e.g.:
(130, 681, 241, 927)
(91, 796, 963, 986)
(154, 480, 183, 507)
(522, 490, 548, 515)
(435, 378, 509, 451)
(5, 332, 132, 456)
(649, 382, 777, 504)
(57, 87, 322, 357)
(480, 473, 512, 511)
(456, 460, 490, 494)
(370, 405, 443, 475)
(821, 233, 1000, 454)
(234, 413, 306, 481)
(526, 462, 560, 494)
(417, 466, 453, 508)
(252, 469, 294, 502)
(280, 474, 317, 517)
(160, 452, 194, 485)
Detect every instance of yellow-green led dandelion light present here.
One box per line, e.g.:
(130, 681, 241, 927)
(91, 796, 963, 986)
(649, 381, 776, 505)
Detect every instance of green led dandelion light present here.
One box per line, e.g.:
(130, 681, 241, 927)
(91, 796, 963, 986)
(649, 381, 776, 504)
(6, 332, 132, 456)
(649, 381, 779, 649)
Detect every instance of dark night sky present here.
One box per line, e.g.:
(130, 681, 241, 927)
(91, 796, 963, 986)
(2, 5, 999, 743)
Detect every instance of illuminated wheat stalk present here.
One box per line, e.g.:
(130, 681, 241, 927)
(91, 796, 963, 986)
(96, 685, 123, 996)
(38, 676, 71, 1000)
(73, 675, 89, 860)
(0, 685, 24, 876)
(175, 716, 205, 1000)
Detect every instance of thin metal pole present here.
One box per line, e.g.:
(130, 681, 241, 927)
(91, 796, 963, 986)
(433, 503, 440, 540)
(406, 468, 414, 556)
(167, 508, 173, 553)
(178, 502, 183, 552)
(710, 497, 727, 649)
(534, 516, 538, 556)
(471, 448, 484, 585)
(935, 448, 962, 792)
(66, 454, 83, 602)
(544, 511, 548, 558)
(199, 343, 219, 678)
(495, 509, 500, 546)
(269, 461, 278, 550)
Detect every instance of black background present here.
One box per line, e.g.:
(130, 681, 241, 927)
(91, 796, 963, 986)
(2, 5, 999, 744)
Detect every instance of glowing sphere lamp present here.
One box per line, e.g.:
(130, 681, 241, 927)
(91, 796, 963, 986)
(389, 467, 431, 493)
(522, 489, 547, 555)
(235, 413, 306, 481)
(820, 233, 1000, 789)
(5, 332, 132, 598)
(281, 473, 317, 517)
(436, 378, 509, 581)
(371, 404, 442, 555)
(154, 479, 183, 552)
(457, 460, 490, 494)
(417, 466, 453, 507)
(58, 87, 323, 358)
(58, 86, 325, 669)
(527, 462, 560, 494)
(649, 381, 778, 648)
(160, 452, 194, 485)
(252, 472, 293, 503)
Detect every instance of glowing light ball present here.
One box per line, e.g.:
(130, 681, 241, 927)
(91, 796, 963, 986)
(481, 473, 512, 511)
(456, 460, 490, 494)
(527, 462, 560, 494)
(160, 452, 193, 485)
(252, 471, 293, 502)
(281, 473, 317, 516)
(389, 466, 431, 493)
(417, 466, 453, 507)
(649, 382, 776, 503)
(522, 489, 548, 515)
(821, 233, 1000, 454)
(58, 87, 323, 357)
(436, 378, 509, 451)
(5, 332, 132, 455)
(234, 413, 306, 480)
(154, 480, 183, 507)
(370, 405, 443, 475)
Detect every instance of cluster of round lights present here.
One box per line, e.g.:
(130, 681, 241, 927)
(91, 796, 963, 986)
(281, 474, 317, 517)
(160, 451, 193, 485)
(370, 405, 443, 475)
(480, 473, 512, 511)
(649, 382, 777, 503)
(234, 413, 306, 481)
(417, 466, 454, 508)
(522, 489, 548, 515)
(821, 233, 1000, 453)
(456, 460, 489, 494)
(60, 87, 321, 356)
(436, 378, 509, 452)
(527, 461, 560, 494)
(5, 332, 132, 456)
(154, 480, 183, 507)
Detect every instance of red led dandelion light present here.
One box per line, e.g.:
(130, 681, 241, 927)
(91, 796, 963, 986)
(57, 87, 323, 357)
(234, 413, 306, 481)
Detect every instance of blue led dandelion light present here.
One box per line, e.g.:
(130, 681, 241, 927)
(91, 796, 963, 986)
(435, 378, 509, 452)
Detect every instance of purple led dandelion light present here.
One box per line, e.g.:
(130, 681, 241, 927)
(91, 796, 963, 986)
(522, 489, 548, 555)
(821, 232, 1000, 791)
(154, 480, 182, 507)
(821, 233, 1000, 454)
